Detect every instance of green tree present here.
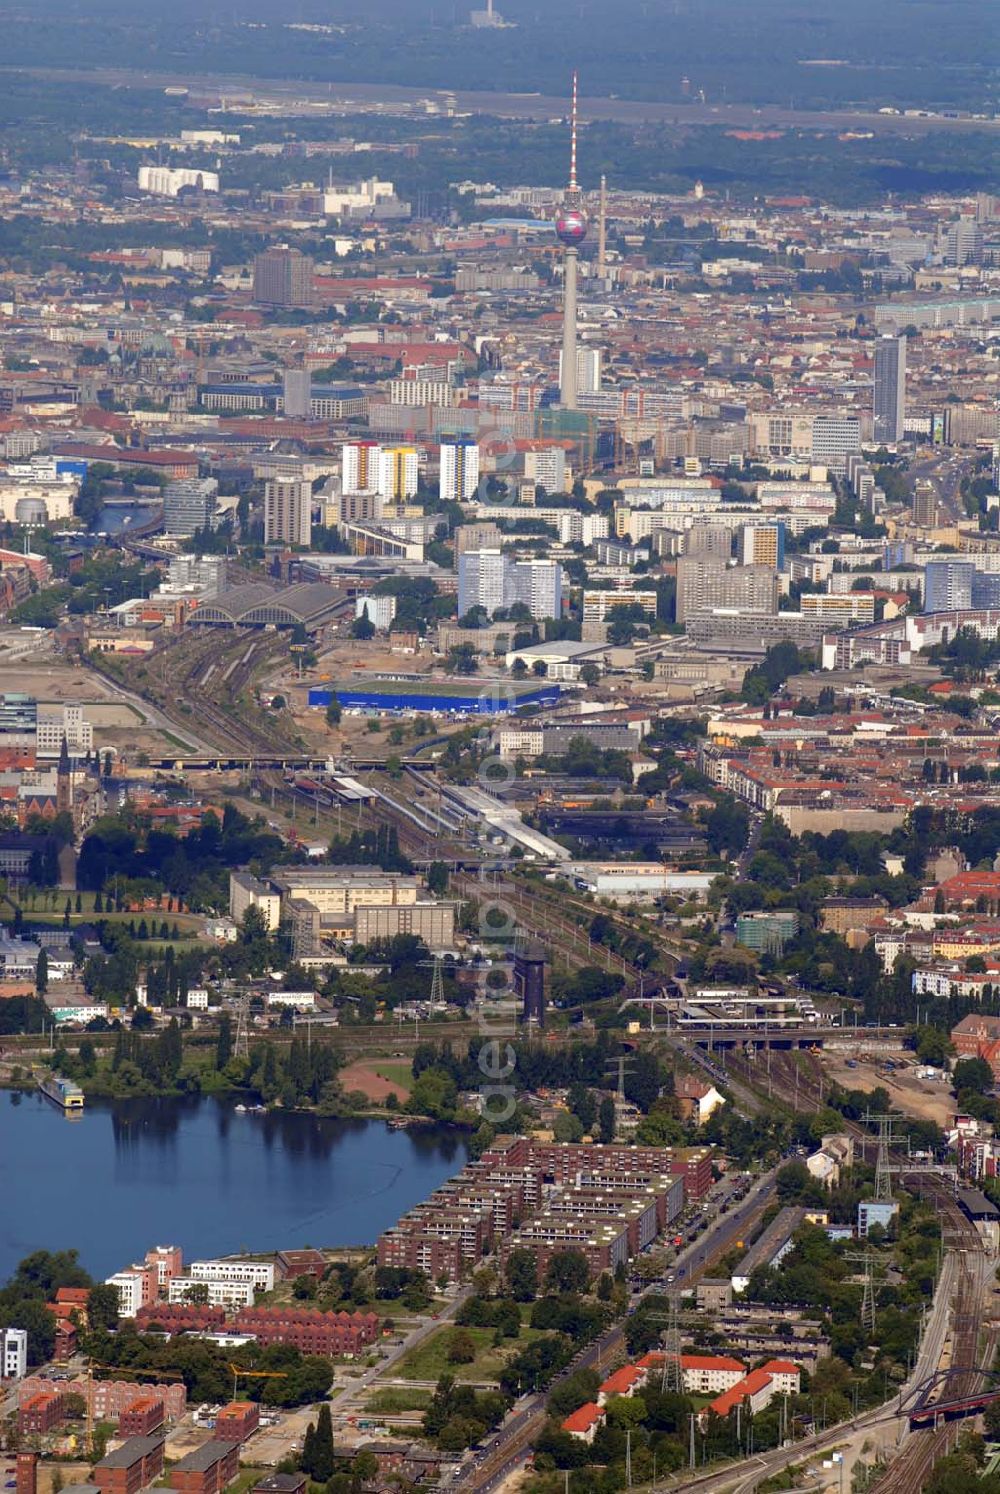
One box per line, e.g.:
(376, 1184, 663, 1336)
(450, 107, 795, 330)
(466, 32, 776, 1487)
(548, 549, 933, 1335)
(35, 950, 48, 993)
(302, 1403, 335, 1481)
(86, 1283, 121, 1333)
(544, 1250, 590, 1295)
(505, 1248, 539, 1302)
(597, 1095, 616, 1143)
(351, 609, 376, 640)
(953, 1056, 993, 1096)
(408, 1066, 457, 1120)
(216, 1012, 233, 1070)
(447, 1329, 477, 1364)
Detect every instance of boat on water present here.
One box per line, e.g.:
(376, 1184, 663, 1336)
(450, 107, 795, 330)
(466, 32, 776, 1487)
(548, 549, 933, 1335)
(234, 1103, 248, 1113)
(37, 1072, 84, 1112)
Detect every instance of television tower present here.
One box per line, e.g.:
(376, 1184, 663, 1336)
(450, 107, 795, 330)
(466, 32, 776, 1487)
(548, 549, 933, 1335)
(556, 72, 586, 409)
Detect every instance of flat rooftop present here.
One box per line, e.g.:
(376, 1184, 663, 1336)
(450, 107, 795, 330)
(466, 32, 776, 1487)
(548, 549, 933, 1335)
(333, 676, 550, 699)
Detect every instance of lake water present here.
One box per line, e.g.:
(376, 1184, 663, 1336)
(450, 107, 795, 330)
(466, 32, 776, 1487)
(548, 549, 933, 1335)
(0, 1091, 467, 1280)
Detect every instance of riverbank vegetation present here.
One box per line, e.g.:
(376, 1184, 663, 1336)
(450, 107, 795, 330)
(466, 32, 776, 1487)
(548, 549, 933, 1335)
(0, 1251, 119, 1367)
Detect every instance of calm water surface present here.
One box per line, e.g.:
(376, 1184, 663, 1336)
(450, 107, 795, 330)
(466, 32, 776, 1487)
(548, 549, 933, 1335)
(0, 1091, 467, 1279)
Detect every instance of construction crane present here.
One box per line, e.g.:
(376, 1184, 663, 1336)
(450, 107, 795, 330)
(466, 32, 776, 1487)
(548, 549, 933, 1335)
(228, 1364, 288, 1402)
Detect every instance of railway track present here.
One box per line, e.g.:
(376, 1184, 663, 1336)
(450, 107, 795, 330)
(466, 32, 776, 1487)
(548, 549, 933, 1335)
(452, 874, 645, 978)
(111, 631, 299, 760)
(872, 1255, 994, 1492)
(725, 1047, 995, 1493)
(175, 634, 293, 755)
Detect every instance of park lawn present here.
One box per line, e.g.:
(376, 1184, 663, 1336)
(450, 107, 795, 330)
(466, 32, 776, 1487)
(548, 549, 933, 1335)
(366, 1387, 433, 1413)
(370, 1061, 413, 1091)
(222, 1471, 267, 1494)
(394, 1323, 548, 1384)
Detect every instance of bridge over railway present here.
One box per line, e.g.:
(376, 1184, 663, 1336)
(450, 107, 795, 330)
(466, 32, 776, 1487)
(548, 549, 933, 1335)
(900, 1367, 1000, 1428)
(140, 755, 437, 773)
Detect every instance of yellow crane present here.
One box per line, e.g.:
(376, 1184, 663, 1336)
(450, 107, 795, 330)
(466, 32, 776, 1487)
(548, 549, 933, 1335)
(228, 1364, 288, 1403)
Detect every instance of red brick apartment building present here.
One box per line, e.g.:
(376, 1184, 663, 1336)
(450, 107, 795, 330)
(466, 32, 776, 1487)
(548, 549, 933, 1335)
(213, 1402, 259, 1444)
(93, 1435, 165, 1494)
(952, 1013, 1000, 1080)
(378, 1136, 696, 1281)
(15, 1453, 36, 1494)
(18, 1391, 68, 1435)
(232, 1308, 379, 1356)
(18, 1376, 185, 1424)
(118, 1398, 165, 1438)
(169, 1440, 240, 1494)
(135, 1304, 225, 1334)
(275, 1250, 326, 1282)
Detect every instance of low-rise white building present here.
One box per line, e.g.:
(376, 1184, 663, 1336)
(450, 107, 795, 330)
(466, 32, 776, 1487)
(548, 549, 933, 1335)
(265, 990, 318, 1011)
(569, 863, 717, 901)
(167, 1277, 255, 1309)
(189, 1259, 275, 1291)
(680, 1355, 747, 1395)
(105, 1266, 156, 1318)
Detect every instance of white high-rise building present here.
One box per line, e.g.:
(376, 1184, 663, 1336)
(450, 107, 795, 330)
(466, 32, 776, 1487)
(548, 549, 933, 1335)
(264, 478, 312, 547)
(37, 704, 93, 759)
(558, 347, 601, 396)
(810, 415, 861, 470)
(513, 559, 563, 620)
(377, 446, 419, 501)
(873, 334, 906, 446)
(2, 1327, 27, 1381)
(944, 217, 984, 266)
(458, 549, 509, 618)
(355, 594, 397, 631)
(457, 549, 562, 621)
(522, 446, 567, 495)
(342, 441, 382, 494)
(162, 478, 219, 537)
(440, 438, 480, 502)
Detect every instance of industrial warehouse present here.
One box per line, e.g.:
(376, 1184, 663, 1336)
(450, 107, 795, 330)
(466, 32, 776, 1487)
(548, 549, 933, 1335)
(307, 677, 561, 714)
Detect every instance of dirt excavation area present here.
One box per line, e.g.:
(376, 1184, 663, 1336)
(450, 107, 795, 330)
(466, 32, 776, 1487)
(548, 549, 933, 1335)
(821, 1053, 954, 1128)
(339, 1060, 413, 1102)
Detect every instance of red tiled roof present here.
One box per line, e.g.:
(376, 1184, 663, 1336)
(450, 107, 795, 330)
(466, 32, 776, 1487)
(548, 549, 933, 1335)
(562, 1402, 605, 1433)
(599, 1366, 645, 1395)
(682, 1354, 746, 1373)
(709, 1367, 776, 1417)
(941, 872, 1000, 894)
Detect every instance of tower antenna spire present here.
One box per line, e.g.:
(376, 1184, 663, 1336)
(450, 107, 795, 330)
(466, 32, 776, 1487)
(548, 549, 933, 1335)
(569, 70, 579, 192)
